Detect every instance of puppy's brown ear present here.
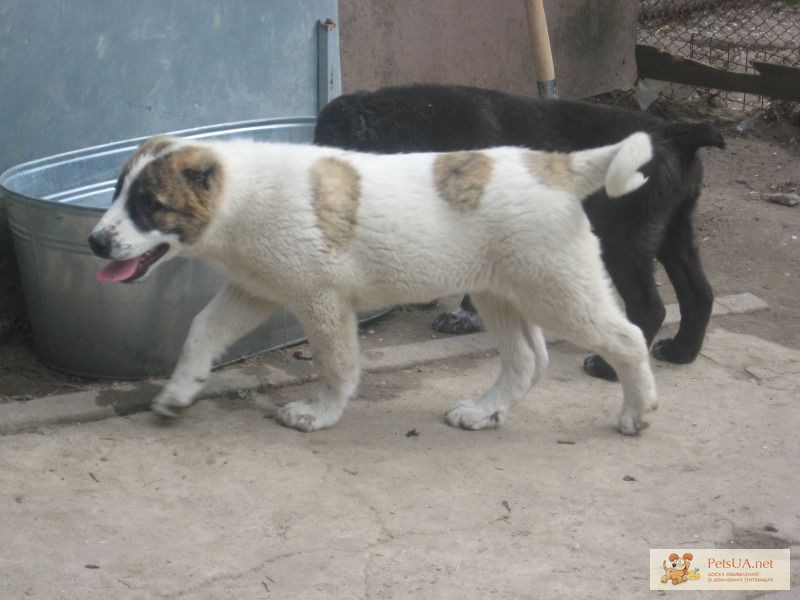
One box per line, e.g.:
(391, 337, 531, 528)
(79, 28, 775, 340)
(177, 148, 221, 192)
(669, 553, 679, 562)
(683, 553, 693, 561)
(182, 166, 215, 190)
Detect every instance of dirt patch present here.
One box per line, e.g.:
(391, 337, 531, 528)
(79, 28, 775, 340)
(694, 127, 800, 349)
(1, 95, 798, 402)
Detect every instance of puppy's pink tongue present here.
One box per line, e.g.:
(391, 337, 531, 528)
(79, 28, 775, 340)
(96, 258, 140, 282)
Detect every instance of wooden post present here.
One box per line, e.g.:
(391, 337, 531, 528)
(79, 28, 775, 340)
(523, 0, 558, 98)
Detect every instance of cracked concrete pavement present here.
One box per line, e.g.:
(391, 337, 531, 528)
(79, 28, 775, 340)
(0, 327, 798, 599)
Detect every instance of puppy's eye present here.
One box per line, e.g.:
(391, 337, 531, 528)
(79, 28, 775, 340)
(676, 559, 684, 565)
(141, 193, 162, 211)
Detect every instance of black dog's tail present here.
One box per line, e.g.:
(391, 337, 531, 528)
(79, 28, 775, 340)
(658, 121, 726, 156)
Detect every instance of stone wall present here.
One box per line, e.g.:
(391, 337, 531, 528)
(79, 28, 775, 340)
(339, 0, 639, 99)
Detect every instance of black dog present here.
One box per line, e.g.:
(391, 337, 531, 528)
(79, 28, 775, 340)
(314, 84, 725, 380)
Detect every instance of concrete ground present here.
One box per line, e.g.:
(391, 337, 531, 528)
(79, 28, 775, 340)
(0, 326, 798, 599)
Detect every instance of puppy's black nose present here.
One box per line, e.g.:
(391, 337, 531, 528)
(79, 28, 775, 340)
(88, 230, 112, 258)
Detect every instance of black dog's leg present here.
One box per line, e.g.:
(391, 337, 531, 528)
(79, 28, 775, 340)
(652, 210, 713, 363)
(431, 294, 484, 334)
(584, 257, 666, 381)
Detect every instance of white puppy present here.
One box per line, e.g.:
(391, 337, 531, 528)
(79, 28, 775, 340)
(89, 133, 657, 434)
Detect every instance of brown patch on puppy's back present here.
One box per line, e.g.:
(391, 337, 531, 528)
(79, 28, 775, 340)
(522, 151, 574, 191)
(129, 145, 224, 243)
(434, 152, 493, 211)
(310, 157, 361, 248)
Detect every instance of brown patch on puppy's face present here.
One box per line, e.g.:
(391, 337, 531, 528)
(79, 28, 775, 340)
(310, 157, 361, 248)
(523, 151, 574, 190)
(434, 152, 493, 211)
(115, 136, 178, 197)
(126, 145, 224, 244)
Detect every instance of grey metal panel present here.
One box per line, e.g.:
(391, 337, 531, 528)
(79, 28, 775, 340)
(317, 18, 343, 112)
(0, 0, 340, 174)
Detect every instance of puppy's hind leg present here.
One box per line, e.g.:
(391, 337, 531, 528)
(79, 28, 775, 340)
(276, 291, 360, 432)
(523, 275, 658, 435)
(445, 292, 545, 430)
(590, 316, 658, 436)
(584, 250, 666, 381)
(153, 284, 277, 418)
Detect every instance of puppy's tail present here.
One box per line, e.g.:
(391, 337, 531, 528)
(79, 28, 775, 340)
(656, 121, 726, 168)
(604, 132, 654, 198)
(566, 132, 653, 199)
(659, 121, 726, 155)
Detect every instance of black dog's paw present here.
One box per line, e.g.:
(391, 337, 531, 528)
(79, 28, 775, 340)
(583, 354, 619, 381)
(652, 338, 698, 364)
(431, 307, 483, 335)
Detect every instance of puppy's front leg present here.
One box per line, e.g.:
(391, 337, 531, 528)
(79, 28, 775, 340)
(445, 292, 543, 430)
(152, 284, 276, 417)
(276, 292, 359, 432)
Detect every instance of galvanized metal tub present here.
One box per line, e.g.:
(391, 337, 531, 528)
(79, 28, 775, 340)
(1, 117, 385, 379)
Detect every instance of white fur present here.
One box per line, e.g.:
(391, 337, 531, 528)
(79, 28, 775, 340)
(93, 133, 657, 434)
(604, 132, 652, 197)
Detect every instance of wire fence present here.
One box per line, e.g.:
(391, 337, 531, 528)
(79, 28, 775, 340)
(638, 0, 800, 109)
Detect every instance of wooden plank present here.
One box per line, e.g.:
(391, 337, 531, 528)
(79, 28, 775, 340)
(752, 61, 800, 80)
(636, 45, 800, 101)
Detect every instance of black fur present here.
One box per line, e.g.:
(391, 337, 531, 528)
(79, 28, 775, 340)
(126, 179, 163, 233)
(315, 84, 725, 380)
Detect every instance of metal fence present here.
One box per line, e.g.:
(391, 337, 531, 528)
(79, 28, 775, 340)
(638, 0, 800, 109)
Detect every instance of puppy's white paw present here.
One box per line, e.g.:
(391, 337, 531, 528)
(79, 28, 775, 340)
(617, 390, 658, 435)
(617, 407, 650, 436)
(275, 400, 342, 432)
(445, 400, 505, 430)
(151, 391, 194, 418)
